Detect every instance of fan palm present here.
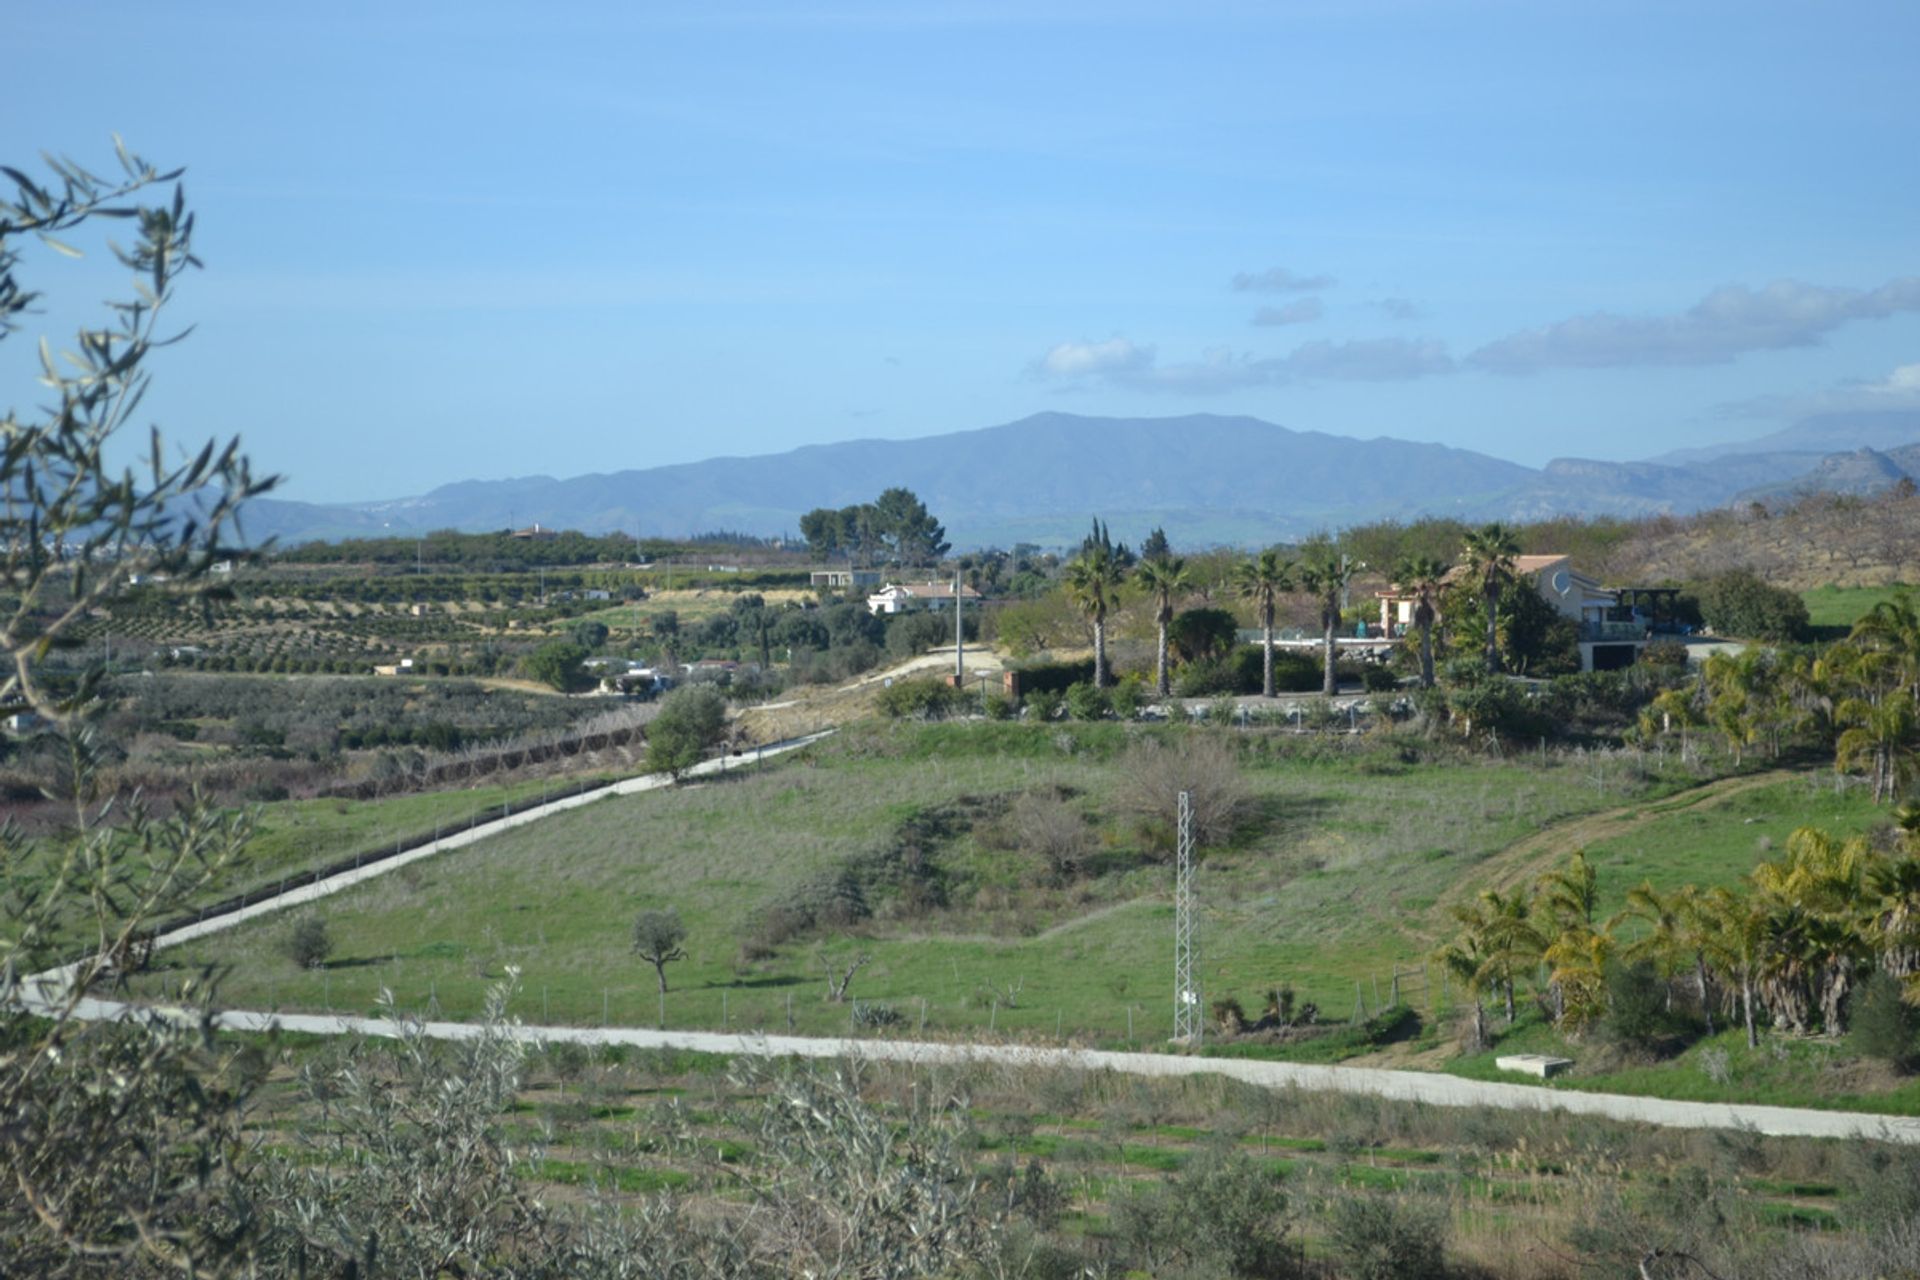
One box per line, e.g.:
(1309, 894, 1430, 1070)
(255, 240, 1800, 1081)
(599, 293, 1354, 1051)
(1393, 555, 1447, 688)
(1294, 550, 1352, 698)
(1703, 885, 1767, 1048)
(1460, 523, 1520, 674)
(1064, 543, 1128, 689)
(1233, 550, 1294, 698)
(1834, 691, 1920, 803)
(1135, 556, 1190, 698)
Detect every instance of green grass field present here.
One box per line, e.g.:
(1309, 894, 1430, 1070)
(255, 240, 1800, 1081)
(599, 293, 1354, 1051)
(152, 723, 1887, 1067)
(1800, 583, 1914, 630)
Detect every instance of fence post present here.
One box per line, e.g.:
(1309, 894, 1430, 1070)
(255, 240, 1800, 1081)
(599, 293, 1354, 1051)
(919, 997, 927, 1033)
(787, 992, 794, 1033)
(543, 986, 549, 1022)
(1127, 1005, 1134, 1045)
(722, 991, 728, 1030)
(603, 988, 609, 1026)
(989, 999, 997, 1034)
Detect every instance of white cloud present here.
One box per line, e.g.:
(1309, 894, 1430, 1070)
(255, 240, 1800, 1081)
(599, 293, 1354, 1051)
(1372, 297, 1423, 320)
(1468, 277, 1920, 374)
(1232, 266, 1336, 294)
(1031, 336, 1156, 379)
(1028, 334, 1452, 392)
(1716, 359, 1920, 419)
(1251, 298, 1323, 327)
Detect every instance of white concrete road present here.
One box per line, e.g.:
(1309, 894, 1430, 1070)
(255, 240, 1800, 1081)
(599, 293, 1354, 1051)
(57, 998, 1920, 1146)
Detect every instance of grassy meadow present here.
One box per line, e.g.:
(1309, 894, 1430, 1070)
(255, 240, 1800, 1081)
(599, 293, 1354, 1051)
(156, 722, 1888, 1076)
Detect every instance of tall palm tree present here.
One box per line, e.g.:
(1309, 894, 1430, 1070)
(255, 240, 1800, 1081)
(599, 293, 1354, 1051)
(1703, 885, 1767, 1048)
(1064, 543, 1128, 689)
(1135, 555, 1190, 699)
(1849, 590, 1920, 705)
(1834, 691, 1920, 803)
(1233, 550, 1294, 698)
(1294, 550, 1352, 698)
(1460, 523, 1521, 675)
(1447, 888, 1543, 1025)
(1394, 555, 1448, 689)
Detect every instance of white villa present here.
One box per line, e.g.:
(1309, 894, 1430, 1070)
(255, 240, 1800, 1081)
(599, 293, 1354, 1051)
(866, 581, 981, 616)
(1379, 555, 1683, 672)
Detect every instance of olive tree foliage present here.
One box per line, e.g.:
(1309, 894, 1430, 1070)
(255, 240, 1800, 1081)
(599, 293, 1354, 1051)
(2, 140, 269, 724)
(0, 143, 276, 1277)
(645, 683, 729, 779)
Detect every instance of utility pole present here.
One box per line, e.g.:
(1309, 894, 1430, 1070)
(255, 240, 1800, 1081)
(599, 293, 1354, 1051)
(1173, 789, 1201, 1046)
(953, 569, 964, 683)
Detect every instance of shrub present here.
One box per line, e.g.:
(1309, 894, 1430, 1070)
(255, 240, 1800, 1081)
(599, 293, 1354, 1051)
(646, 684, 728, 777)
(1641, 638, 1690, 668)
(1167, 607, 1239, 664)
(850, 1002, 903, 1028)
(283, 916, 332, 970)
(982, 691, 1016, 720)
(875, 677, 962, 720)
(1691, 569, 1812, 642)
(1012, 658, 1096, 696)
(1024, 689, 1064, 721)
(1850, 971, 1916, 1071)
(1108, 674, 1146, 719)
(1359, 664, 1398, 692)
(1006, 790, 1096, 883)
(1603, 958, 1687, 1055)
(1121, 734, 1252, 851)
(1326, 1194, 1447, 1280)
(1062, 681, 1109, 721)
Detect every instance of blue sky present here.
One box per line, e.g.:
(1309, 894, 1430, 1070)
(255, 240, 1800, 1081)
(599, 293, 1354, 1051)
(8, 1, 1919, 502)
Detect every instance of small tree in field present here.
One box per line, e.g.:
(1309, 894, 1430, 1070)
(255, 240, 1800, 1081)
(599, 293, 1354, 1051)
(283, 915, 333, 970)
(632, 909, 688, 993)
(645, 684, 728, 778)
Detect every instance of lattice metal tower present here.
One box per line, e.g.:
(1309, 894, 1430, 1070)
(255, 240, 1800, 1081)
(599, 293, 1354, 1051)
(1173, 789, 1201, 1045)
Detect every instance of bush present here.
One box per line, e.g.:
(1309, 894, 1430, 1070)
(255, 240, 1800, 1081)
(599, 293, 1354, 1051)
(1062, 681, 1109, 721)
(1641, 638, 1690, 668)
(1108, 674, 1146, 719)
(1691, 569, 1812, 642)
(1012, 658, 1096, 697)
(646, 684, 728, 777)
(1603, 958, 1688, 1055)
(1359, 664, 1398, 692)
(1326, 1194, 1447, 1280)
(875, 676, 962, 720)
(283, 916, 332, 970)
(1850, 971, 1916, 1071)
(1024, 689, 1064, 721)
(1006, 790, 1096, 883)
(1121, 734, 1252, 851)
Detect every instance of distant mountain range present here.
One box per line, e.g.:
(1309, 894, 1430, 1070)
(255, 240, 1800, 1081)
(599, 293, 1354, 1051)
(240, 409, 1920, 551)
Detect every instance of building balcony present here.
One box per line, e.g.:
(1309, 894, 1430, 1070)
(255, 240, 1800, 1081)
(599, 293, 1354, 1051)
(1579, 620, 1650, 642)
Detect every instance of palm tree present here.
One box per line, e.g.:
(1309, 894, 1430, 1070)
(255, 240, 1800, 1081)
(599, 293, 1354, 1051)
(1447, 889, 1543, 1025)
(1135, 556, 1190, 699)
(1834, 691, 1920, 803)
(1294, 550, 1352, 698)
(1394, 555, 1448, 689)
(1849, 590, 1920, 705)
(1865, 855, 1920, 994)
(1537, 848, 1599, 932)
(1460, 523, 1520, 674)
(1064, 543, 1128, 689)
(1703, 885, 1767, 1048)
(1233, 550, 1294, 698)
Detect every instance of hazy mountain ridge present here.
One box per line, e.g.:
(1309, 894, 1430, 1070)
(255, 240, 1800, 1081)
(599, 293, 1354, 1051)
(240, 411, 1920, 550)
